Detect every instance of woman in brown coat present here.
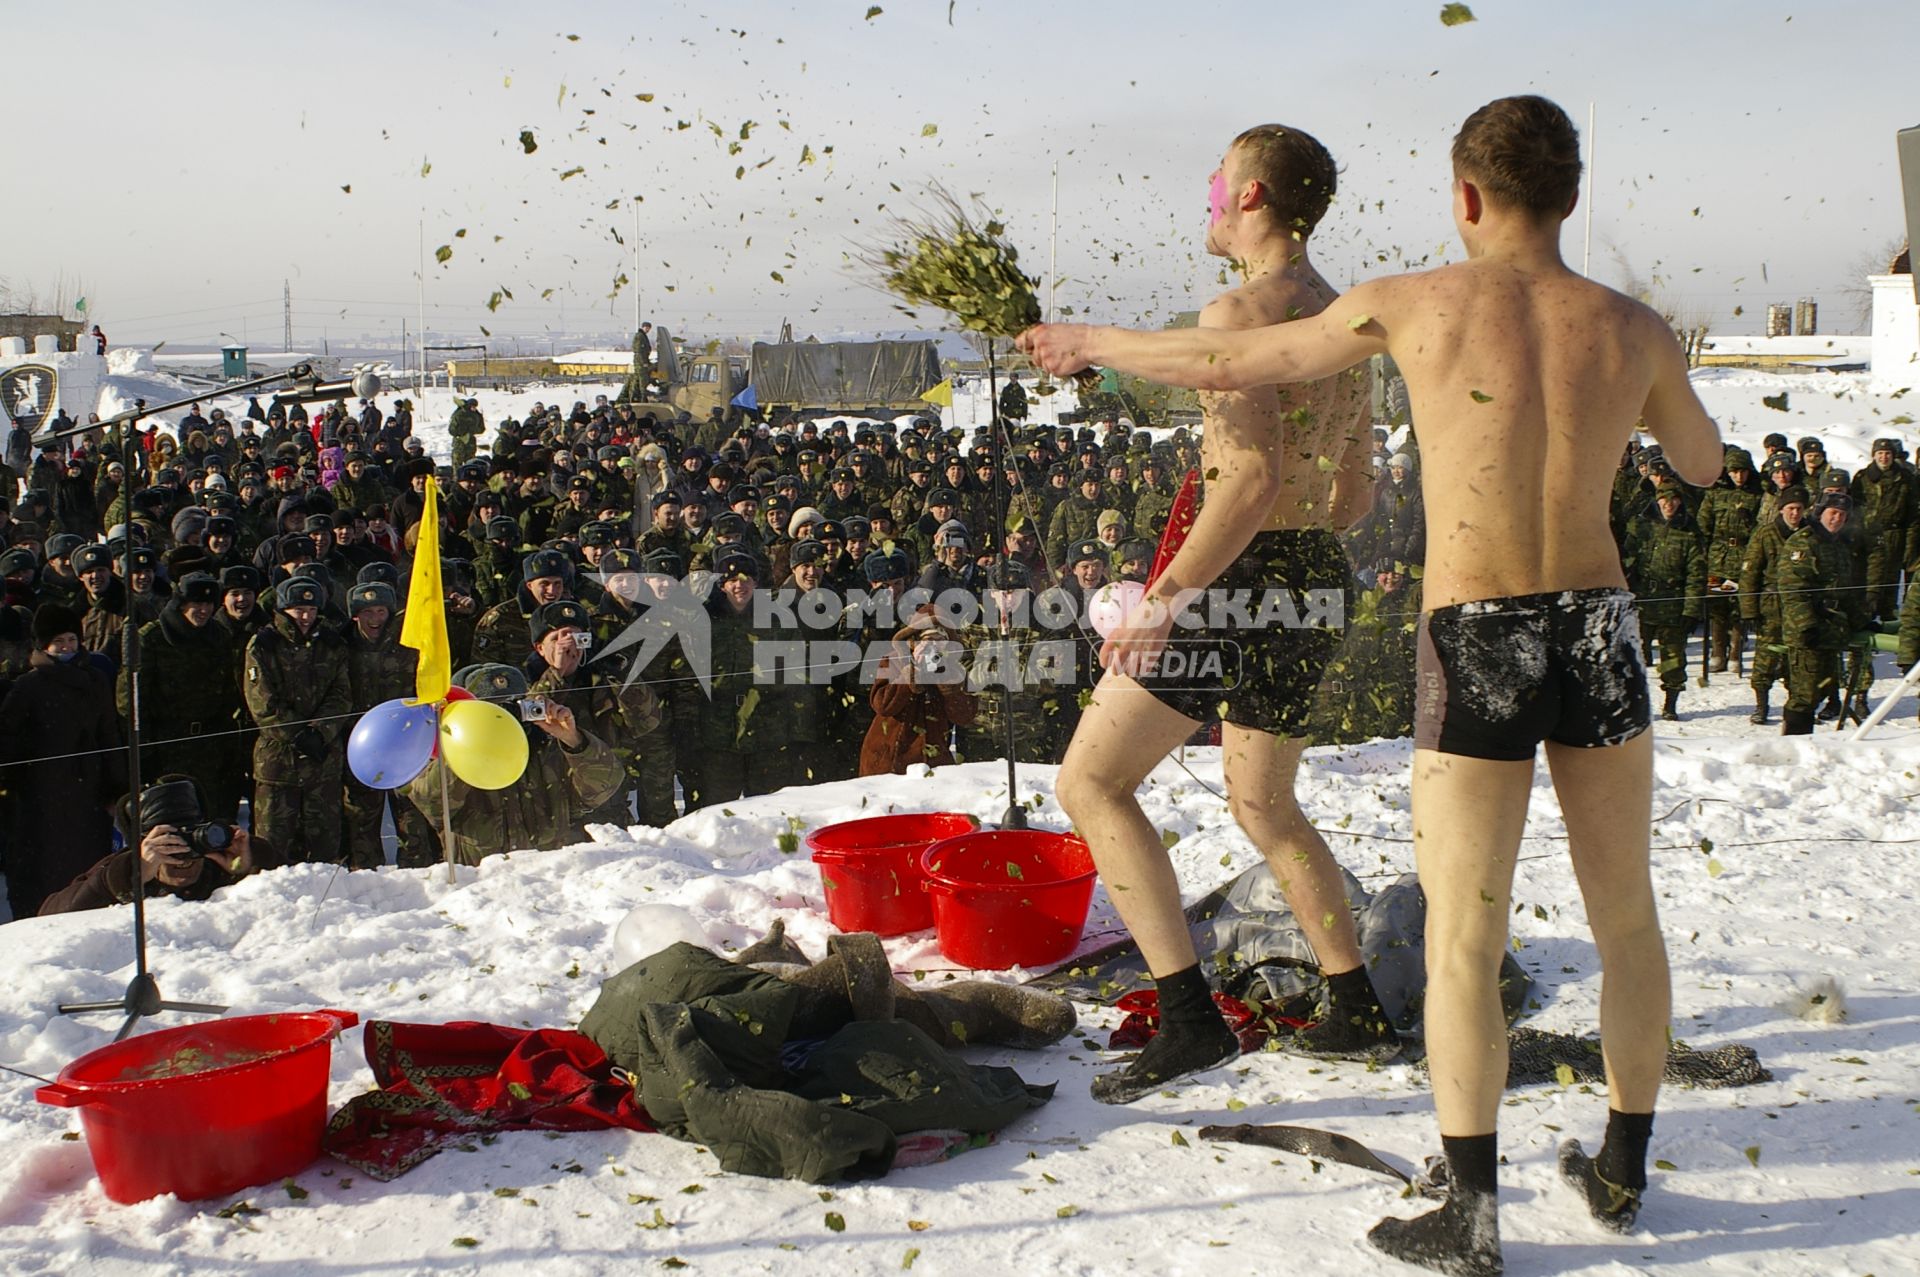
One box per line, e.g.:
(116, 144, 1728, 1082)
(860, 619, 977, 776)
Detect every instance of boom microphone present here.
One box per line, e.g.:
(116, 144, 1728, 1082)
(271, 367, 383, 406)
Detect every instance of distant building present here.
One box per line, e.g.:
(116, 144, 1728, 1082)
(1870, 241, 1917, 392)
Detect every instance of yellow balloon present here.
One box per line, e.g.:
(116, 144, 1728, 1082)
(439, 700, 530, 791)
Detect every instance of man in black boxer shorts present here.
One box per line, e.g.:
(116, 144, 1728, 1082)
(1023, 96, 1723, 1275)
(1044, 124, 1384, 1108)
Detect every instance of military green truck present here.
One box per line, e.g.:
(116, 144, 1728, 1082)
(749, 339, 940, 420)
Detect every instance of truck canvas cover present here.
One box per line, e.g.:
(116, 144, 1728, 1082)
(750, 340, 939, 409)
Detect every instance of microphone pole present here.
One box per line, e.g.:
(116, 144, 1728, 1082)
(45, 360, 356, 1041)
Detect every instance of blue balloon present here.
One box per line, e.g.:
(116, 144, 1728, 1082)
(347, 697, 438, 789)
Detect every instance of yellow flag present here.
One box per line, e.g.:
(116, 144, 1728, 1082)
(920, 377, 953, 408)
(400, 475, 452, 704)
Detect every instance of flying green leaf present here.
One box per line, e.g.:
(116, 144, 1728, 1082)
(1170, 1129, 1190, 1147)
(1006, 862, 1024, 880)
(921, 122, 939, 137)
(559, 166, 586, 180)
(1469, 389, 1493, 403)
(452, 1238, 480, 1248)
(519, 129, 538, 154)
(1347, 313, 1373, 331)
(434, 245, 453, 264)
(1654, 1159, 1677, 1171)
(824, 1211, 847, 1232)
(1057, 1204, 1080, 1218)
(1743, 1145, 1761, 1167)
(420, 159, 432, 178)
(1160, 828, 1180, 849)
(1706, 858, 1725, 879)
(1553, 1063, 1576, 1087)
(866, 5, 884, 17)
(903, 1248, 921, 1270)
(771, 271, 785, 283)
(1439, 3, 1476, 26)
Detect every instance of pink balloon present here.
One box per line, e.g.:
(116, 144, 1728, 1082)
(1086, 580, 1147, 639)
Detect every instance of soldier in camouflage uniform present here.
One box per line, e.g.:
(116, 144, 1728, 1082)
(590, 548, 687, 826)
(117, 572, 245, 821)
(471, 515, 524, 611)
(1778, 492, 1870, 735)
(244, 577, 352, 867)
(1695, 447, 1764, 674)
(448, 398, 484, 469)
(471, 548, 573, 666)
(342, 581, 441, 869)
(1850, 438, 1916, 622)
(682, 550, 761, 809)
(524, 599, 663, 834)
(1739, 483, 1808, 725)
(404, 662, 624, 865)
(1132, 454, 1175, 539)
(957, 558, 1071, 765)
(1625, 478, 1705, 721)
(74, 543, 160, 670)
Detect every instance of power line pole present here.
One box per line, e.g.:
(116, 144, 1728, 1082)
(282, 279, 292, 350)
(1582, 102, 1597, 279)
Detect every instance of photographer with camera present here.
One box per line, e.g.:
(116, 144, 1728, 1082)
(524, 598, 662, 830)
(38, 776, 258, 916)
(860, 610, 976, 777)
(405, 662, 625, 865)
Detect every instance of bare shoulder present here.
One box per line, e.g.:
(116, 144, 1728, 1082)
(1202, 268, 1339, 330)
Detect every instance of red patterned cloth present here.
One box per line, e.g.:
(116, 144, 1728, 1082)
(323, 1021, 654, 1180)
(1106, 989, 1311, 1054)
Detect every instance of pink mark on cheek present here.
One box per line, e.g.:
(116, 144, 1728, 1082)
(1208, 172, 1228, 227)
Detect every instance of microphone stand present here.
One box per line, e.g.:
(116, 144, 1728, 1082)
(45, 363, 322, 1041)
(985, 340, 1027, 831)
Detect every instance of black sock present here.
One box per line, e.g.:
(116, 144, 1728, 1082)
(1323, 964, 1382, 1014)
(1442, 1133, 1499, 1198)
(1154, 963, 1222, 1030)
(1596, 1110, 1654, 1192)
(1090, 964, 1236, 1106)
(1367, 1134, 1502, 1276)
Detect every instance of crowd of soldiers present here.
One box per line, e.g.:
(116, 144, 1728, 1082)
(1614, 430, 1919, 732)
(22, 375, 1901, 920)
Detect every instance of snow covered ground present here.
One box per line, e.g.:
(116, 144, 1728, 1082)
(5, 364, 1915, 1274)
(3, 643, 1919, 1276)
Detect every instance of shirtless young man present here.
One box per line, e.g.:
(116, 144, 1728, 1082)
(1021, 96, 1722, 1275)
(1049, 124, 1385, 1107)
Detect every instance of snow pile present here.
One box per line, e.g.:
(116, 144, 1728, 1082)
(104, 348, 154, 377)
(4, 678, 1920, 1274)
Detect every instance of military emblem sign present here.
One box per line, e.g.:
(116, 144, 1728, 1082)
(2, 363, 59, 437)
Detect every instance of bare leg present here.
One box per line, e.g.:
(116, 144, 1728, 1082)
(1058, 671, 1240, 1103)
(1545, 732, 1666, 1232)
(1055, 671, 1209, 977)
(1219, 724, 1362, 972)
(1544, 732, 1667, 1111)
(1411, 749, 1535, 1137)
(1368, 746, 1532, 1276)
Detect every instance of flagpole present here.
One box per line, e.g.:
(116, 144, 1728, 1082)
(1582, 101, 1596, 279)
(440, 742, 456, 886)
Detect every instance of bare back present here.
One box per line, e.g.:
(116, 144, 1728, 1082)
(1199, 267, 1372, 531)
(1373, 260, 1670, 608)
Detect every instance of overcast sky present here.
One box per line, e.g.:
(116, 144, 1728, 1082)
(9, 0, 1914, 350)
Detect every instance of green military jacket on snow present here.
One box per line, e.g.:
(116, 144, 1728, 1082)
(1696, 481, 1763, 584)
(578, 944, 1051, 1184)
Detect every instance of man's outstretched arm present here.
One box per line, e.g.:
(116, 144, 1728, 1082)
(1639, 329, 1723, 487)
(1019, 283, 1390, 391)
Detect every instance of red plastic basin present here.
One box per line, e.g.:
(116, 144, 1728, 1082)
(920, 829, 1096, 970)
(807, 812, 976, 936)
(37, 1009, 357, 1204)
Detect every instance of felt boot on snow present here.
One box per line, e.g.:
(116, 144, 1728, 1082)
(1660, 689, 1680, 721)
(1368, 1134, 1502, 1276)
(1558, 1138, 1643, 1233)
(734, 919, 811, 967)
(896, 980, 1077, 1050)
(1749, 689, 1769, 725)
(772, 931, 897, 1021)
(1816, 697, 1841, 724)
(1091, 964, 1237, 1105)
(1288, 966, 1401, 1062)
(1781, 708, 1815, 736)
